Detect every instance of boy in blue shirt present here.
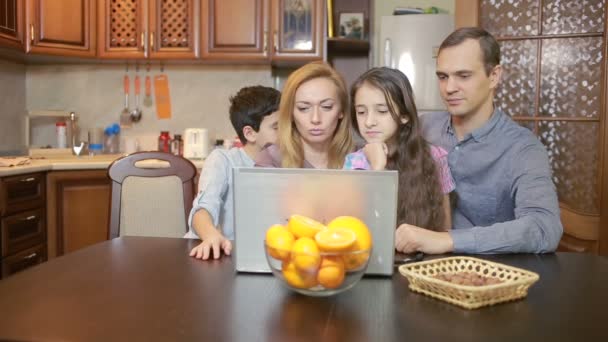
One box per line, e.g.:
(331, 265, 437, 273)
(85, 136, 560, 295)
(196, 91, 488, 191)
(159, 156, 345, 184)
(186, 86, 280, 260)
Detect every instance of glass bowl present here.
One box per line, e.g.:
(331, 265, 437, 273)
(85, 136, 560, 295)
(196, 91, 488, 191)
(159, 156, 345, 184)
(264, 241, 371, 296)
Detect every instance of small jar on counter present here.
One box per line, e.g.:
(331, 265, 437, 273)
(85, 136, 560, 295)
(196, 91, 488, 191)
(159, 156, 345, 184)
(56, 121, 67, 148)
(158, 131, 171, 153)
(170, 134, 183, 156)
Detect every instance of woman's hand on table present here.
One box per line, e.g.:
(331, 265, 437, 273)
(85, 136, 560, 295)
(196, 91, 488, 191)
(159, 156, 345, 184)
(190, 232, 232, 260)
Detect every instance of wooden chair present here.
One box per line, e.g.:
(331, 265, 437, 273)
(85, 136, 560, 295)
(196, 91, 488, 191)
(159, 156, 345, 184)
(107, 151, 197, 239)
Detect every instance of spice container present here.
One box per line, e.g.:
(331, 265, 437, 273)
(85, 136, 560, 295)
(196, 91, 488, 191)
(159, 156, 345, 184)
(56, 121, 67, 148)
(171, 134, 183, 156)
(158, 131, 171, 153)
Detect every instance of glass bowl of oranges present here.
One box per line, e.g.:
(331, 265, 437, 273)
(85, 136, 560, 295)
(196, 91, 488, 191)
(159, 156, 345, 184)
(264, 215, 372, 297)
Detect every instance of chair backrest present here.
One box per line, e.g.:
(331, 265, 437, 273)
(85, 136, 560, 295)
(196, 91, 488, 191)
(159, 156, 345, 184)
(107, 151, 197, 239)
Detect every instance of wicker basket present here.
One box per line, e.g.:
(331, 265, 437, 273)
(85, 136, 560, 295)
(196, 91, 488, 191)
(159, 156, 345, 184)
(399, 256, 539, 309)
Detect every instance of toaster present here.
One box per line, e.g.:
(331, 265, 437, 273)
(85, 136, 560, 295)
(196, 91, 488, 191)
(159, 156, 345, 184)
(183, 128, 210, 159)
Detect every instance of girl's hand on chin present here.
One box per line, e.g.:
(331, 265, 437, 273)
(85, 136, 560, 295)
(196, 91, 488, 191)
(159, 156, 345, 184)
(363, 142, 388, 170)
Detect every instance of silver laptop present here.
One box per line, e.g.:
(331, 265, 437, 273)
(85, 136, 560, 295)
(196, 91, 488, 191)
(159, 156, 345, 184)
(233, 167, 398, 276)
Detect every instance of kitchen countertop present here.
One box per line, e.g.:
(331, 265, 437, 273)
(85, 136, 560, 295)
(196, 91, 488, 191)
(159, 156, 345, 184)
(0, 154, 205, 177)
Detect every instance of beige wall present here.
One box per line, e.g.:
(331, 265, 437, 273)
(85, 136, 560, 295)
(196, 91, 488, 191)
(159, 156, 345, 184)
(0, 59, 26, 152)
(373, 0, 455, 65)
(25, 64, 275, 147)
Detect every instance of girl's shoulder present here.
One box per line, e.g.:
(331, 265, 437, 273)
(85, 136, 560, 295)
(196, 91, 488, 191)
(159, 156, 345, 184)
(428, 144, 448, 160)
(344, 149, 371, 170)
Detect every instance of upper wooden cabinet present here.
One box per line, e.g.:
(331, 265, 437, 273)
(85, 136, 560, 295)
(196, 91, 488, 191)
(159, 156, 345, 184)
(0, 0, 24, 50)
(98, 0, 199, 59)
(25, 0, 96, 57)
(201, 0, 268, 61)
(270, 0, 323, 63)
(201, 0, 323, 63)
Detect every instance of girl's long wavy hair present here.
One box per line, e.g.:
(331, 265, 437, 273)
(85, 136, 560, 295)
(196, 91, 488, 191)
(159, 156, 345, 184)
(351, 67, 446, 230)
(278, 62, 353, 169)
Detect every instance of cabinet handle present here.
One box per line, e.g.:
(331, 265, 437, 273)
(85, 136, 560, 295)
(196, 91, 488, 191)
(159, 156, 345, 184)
(273, 31, 278, 52)
(141, 32, 145, 49)
(150, 31, 154, 51)
(30, 24, 34, 43)
(21, 215, 37, 221)
(23, 252, 37, 260)
(20, 177, 36, 183)
(263, 31, 268, 54)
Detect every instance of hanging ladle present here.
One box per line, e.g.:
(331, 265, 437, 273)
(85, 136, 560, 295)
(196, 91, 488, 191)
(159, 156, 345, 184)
(130, 74, 143, 123)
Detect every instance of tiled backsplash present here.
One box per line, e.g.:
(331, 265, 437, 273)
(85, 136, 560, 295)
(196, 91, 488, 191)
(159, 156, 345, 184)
(0, 60, 26, 152)
(25, 63, 275, 146)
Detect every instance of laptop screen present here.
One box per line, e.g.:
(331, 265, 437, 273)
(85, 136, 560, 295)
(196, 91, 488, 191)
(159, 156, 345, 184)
(233, 167, 398, 276)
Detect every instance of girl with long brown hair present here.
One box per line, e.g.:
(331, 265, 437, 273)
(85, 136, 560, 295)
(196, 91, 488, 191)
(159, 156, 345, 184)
(344, 67, 454, 232)
(256, 62, 353, 169)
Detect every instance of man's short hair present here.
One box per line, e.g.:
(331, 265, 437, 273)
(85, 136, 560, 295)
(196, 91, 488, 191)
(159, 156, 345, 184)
(439, 27, 501, 75)
(229, 86, 281, 144)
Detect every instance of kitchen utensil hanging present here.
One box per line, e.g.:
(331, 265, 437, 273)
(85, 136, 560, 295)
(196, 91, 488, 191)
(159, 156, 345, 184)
(144, 62, 153, 107)
(131, 65, 143, 122)
(119, 64, 132, 128)
(155, 63, 172, 119)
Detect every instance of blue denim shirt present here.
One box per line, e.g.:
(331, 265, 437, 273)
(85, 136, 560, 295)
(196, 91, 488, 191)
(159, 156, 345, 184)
(420, 109, 563, 253)
(185, 147, 254, 241)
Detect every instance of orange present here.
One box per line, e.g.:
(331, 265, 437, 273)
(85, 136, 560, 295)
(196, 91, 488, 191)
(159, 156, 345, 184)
(317, 256, 345, 289)
(327, 216, 372, 271)
(291, 237, 321, 273)
(265, 224, 295, 261)
(282, 260, 317, 289)
(314, 227, 356, 252)
(287, 214, 326, 239)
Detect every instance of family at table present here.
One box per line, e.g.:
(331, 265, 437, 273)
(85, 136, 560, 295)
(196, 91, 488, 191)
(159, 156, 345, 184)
(184, 27, 563, 260)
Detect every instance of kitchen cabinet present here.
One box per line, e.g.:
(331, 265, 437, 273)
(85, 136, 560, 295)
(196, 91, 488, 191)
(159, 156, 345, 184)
(0, 0, 24, 50)
(46, 170, 111, 258)
(0, 172, 47, 279)
(25, 0, 96, 57)
(97, 0, 199, 59)
(201, 0, 323, 63)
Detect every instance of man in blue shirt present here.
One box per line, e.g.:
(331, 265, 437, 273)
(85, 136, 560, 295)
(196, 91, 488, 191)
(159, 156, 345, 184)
(395, 27, 563, 254)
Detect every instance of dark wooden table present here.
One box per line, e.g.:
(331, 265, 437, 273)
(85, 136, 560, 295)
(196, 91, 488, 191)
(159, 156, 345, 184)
(0, 237, 607, 342)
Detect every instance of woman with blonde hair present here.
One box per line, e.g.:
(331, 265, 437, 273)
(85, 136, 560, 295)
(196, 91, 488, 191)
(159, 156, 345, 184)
(256, 62, 353, 168)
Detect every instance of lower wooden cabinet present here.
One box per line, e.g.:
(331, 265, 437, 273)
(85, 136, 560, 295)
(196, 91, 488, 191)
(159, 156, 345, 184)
(0, 172, 47, 279)
(46, 170, 111, 258)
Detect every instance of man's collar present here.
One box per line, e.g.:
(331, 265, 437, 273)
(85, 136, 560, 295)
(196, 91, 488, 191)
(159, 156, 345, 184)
(448, 108, 502, 142)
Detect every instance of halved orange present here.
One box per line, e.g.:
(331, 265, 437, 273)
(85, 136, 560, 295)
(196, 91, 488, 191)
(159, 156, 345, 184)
(327, 216, 372, 271)
(287, 214, 326, 239)
(314, 227, 356, 252)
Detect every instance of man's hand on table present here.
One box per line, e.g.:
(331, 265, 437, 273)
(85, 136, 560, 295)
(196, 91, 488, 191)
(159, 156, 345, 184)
(395, 223, 454, 254)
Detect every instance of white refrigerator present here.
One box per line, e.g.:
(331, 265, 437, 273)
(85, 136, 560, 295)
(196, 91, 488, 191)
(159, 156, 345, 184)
(377, 14, 454, 112)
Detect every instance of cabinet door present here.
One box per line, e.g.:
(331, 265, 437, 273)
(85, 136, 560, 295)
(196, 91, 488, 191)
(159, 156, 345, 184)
(201, 0, 268, 61)
(97, 0, 146, 58)
(1, 243, 46, 279)
(26, 0, 96, 57)
(149, 0, 199, 59)
(270, 0, 323, 63)
(0, 0, 24, 50)
(46, 170, 111, 258)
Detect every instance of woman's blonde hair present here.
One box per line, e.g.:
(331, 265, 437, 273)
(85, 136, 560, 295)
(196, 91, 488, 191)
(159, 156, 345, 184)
(278, 62, 353, 168)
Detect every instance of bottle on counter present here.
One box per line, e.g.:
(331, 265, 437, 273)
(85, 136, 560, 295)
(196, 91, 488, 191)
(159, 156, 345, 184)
(56, 121, 67, 148)
(158, 131, 171, 153)
(170, 134, 183, 156)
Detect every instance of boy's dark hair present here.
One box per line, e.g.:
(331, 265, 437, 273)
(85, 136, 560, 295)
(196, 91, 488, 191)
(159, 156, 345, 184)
(229, 86, 281, 144)
(439, 27, 500, 75)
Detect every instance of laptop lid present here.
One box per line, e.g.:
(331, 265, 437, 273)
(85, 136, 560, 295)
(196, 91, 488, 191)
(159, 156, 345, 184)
(233, 167, 398, 276)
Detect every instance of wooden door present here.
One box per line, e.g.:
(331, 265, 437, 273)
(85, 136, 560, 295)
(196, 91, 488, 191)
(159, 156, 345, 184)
(46, 170, 111, 258)
(0, 0, 24, 49)
(201, 0, 268, 61)
(149, 0, 199, 59)
(97, 0, 146, 58)
(270, 0, 323, 63)
(26, 0, 96, 57)
(478, 0, 608, 255)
